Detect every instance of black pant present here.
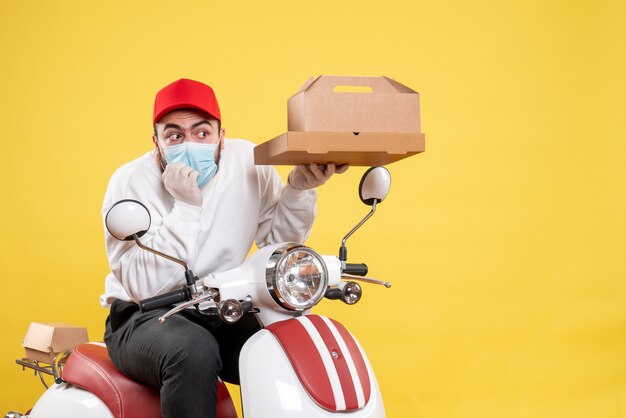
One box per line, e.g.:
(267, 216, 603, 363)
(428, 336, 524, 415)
(104, 299, 261, 418)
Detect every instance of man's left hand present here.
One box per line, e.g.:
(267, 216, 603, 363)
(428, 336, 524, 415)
(288, 163, 349, 190)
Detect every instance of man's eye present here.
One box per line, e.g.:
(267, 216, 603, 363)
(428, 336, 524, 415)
(168, 133, 182, 141)
(198, 131, 208, 138)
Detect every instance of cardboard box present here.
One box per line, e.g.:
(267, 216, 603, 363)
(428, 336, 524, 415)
(22, 322, 89, 363)
(254, 75, 425, 166)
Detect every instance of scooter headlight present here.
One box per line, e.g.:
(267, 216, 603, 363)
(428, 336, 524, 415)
(266, 244, 328, 311)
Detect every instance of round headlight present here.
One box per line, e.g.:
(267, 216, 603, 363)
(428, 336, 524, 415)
(266, 244, 328, 311)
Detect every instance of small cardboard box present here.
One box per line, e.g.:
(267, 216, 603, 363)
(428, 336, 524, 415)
(22, 322, 89, 363)
(254, 75, 425, 166)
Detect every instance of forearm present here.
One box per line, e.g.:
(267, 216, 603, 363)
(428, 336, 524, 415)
(256, 184, 317, 247)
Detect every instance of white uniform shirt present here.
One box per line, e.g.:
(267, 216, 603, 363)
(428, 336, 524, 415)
(100, 139, 316, 307)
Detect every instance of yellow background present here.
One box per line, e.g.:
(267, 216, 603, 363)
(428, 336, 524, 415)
(1, 0, 624, 416)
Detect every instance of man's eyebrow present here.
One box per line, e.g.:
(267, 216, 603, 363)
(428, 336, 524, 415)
(192, 120, 213, 129)
(163, 123, 182, 131)
(161, 120, 213, 131)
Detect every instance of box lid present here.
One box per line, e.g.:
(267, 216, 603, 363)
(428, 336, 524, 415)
(287, 75, 421, 133)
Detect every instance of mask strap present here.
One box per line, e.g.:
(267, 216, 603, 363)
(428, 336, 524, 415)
(215, 135, 223, 165)
(155, 143, 167, 172)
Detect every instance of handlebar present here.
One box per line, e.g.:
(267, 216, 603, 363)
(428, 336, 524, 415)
(344, 263, 368, 276)
(139, 287, 191, 312)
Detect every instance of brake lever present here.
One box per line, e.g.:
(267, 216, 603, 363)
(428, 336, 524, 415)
(341, 273, 392, 288)
(159, 288, 219, 323)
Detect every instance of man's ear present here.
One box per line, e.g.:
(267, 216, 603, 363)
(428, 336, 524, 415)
(215, 132, 225, 164)
(153, 134, 167, 172)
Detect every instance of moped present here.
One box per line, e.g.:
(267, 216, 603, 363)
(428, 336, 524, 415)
(7, 166, 393, 418)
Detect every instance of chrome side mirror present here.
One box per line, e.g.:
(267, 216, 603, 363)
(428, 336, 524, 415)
(340, 167, 392, 266)
(105, 199, 193, 281)
(105, 200, 151, 241)
(359, 166, 391, 205)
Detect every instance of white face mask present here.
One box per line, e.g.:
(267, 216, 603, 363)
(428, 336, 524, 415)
(162, 142, 218, 188)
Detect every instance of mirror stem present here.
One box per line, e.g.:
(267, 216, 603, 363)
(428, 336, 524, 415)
(132, 234, 196, 286)
(339, 200, 377, 266)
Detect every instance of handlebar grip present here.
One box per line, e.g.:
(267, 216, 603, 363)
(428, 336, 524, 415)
(344, 263, 368, 276)
(139, 287, 190, 312)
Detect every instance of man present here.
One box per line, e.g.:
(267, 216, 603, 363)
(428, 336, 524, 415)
(101, 78, 347, 417)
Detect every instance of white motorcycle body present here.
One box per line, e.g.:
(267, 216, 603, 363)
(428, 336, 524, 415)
(23, 321, 385, 418)
(20, 245, 385, 418)
(11, 167, 394, 418)
(28, 383, 113, 418)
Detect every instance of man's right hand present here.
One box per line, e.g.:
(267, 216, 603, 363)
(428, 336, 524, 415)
(162, 162, 202, 207)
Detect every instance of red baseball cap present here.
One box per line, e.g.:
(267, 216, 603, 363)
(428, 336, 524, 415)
(153, 78, 221, 124)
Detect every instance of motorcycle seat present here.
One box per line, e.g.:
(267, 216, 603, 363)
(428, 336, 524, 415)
(62, 342, 236, 418)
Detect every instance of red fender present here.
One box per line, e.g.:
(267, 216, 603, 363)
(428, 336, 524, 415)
(267, 315, 371, 411)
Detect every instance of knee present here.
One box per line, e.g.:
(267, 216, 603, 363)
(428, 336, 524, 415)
(162, 331, 221, 379)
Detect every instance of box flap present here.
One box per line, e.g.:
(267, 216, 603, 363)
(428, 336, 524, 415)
(294, 76, 318, 94)
(301, 75, 415, 94)
(22, 322, 55, 352)
(381, 76, 418, 94)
